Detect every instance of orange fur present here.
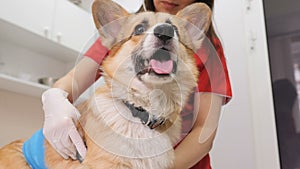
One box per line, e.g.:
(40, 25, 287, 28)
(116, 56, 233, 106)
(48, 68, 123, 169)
(0, 140, 30, 169)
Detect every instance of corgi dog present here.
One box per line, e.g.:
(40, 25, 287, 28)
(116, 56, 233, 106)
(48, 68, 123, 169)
(0, 0, 211, 168)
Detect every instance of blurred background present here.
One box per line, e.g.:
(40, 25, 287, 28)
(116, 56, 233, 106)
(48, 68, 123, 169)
(264, 0, 300, 168)
(0, 0, 299, 169)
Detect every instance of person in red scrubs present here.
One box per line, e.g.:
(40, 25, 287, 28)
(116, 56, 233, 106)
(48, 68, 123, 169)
(41, 0, 232, 168)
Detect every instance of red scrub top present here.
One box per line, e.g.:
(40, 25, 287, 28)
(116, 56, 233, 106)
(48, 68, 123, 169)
(84, 37, 232, 169)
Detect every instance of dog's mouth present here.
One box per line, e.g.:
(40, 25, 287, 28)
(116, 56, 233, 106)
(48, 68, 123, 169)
(137, 48, 177, 77)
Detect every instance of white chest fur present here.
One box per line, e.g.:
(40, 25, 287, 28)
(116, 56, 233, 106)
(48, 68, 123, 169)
(80, 91, 182, 169)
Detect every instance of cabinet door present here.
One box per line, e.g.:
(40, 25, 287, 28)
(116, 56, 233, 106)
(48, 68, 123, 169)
(0, 0, 55, 38)
(52, 0, 96, 52)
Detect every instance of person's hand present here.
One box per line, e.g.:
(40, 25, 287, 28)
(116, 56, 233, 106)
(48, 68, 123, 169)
(42, 88, 86, 160)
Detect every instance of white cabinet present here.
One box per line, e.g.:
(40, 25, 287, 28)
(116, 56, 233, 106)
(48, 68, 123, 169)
(0, 0, 96, 52)
(0, 0, 55, 39)
(53, 0, 96, 51)
(0, 0, 97, 97)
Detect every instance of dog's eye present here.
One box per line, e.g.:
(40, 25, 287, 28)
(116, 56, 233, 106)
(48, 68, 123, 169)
(134, 24, 146, 35)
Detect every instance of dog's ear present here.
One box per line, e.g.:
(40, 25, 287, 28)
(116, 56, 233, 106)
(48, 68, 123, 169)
(92, 0, 129, 48)
(175, 3, 212, 50)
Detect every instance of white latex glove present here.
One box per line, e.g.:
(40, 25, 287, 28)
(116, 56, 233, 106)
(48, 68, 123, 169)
(42, 88, 86, 160)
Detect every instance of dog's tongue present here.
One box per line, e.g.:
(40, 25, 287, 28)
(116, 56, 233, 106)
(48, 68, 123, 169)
(149, 59, 173, 74)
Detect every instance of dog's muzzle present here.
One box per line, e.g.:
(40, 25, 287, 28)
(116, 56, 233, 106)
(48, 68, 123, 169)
(133, 23, 178, 79)
(136, 48, 177, 77)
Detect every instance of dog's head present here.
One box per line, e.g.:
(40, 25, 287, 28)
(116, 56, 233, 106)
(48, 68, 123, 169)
(92, 0, 211, 117)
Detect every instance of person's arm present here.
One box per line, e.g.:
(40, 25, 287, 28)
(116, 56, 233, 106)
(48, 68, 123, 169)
(171, 93, 223, 169)
(42, 37, 109, 160)
(53, 57, 101, 102)
(42, 57, 101, 160)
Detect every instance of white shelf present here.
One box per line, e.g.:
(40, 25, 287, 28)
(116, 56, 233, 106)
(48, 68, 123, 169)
(0, 19, 79, 62)
(0, 73, 49, 97)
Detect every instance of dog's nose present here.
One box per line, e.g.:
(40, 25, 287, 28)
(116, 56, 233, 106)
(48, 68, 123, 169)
(154, 24, 174, 43)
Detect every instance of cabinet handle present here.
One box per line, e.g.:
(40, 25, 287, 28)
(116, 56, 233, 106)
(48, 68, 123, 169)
(56, 32, 62, 43)
(43, 26, 50, 38)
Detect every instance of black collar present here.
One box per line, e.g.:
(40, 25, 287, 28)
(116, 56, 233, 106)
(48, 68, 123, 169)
(123, 101, 166, 129)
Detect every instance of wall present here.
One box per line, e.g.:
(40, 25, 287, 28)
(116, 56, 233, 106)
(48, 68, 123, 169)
(78, 0, 143, 13)
(211, 0, 280, 169)
(0, 40, 72, 146)
(210, 0, 255, 168)
(0, 89, 43, 146)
